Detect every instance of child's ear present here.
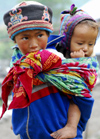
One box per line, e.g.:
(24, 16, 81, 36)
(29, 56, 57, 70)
(14, 40, 16, 43)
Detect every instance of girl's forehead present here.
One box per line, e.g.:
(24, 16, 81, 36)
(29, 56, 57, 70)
(17, 30, 46, 36)
(72, 24, 98, 41)
(74, 23, 98, 36)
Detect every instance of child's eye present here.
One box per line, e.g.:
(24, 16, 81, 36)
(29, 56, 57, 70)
(22, 37, 28, 40)
(38, 34, 43, 38)
(78, 43, 83, 45)
(89, 43, 93, 46)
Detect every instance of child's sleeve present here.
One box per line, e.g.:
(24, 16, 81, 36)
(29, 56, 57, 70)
(10, 47, 24, 68)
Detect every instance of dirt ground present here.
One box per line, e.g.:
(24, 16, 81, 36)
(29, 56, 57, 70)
(0, 82, 100, 139)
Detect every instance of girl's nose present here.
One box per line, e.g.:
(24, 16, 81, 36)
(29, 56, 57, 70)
(30, 39, 38, 48)
(83, 45, 88, 51)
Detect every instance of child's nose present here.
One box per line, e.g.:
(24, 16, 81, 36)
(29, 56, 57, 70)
(83, 45, 88, 51)
(30, 39, 38, 48)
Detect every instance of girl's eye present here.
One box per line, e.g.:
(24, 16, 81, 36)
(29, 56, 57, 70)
(22, 37, 28, 40)
(89, 43, 93, 46)
(78, 43, 83, 45)
(38, 34, 43, 38)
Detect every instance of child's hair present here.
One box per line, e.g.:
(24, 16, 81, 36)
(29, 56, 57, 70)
(46, 31, 50, 36)
(3, 1, 53, 40)
(78, 20, 99, 31)
(57, 4, 98, 57)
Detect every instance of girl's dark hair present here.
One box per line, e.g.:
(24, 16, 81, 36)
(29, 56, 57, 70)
(56, 42, 68, 57)
(78, 20, 99, 32)
(46, 31, 50, 36)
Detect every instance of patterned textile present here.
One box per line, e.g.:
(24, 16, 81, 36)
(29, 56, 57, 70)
(10, 46, 24, 67)
(0, 49, 99, 119)
(0, 50, 61, 118)
(37, 56, 99, 97)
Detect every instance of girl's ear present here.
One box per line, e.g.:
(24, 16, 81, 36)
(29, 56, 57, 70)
(14, 40, 16, 43)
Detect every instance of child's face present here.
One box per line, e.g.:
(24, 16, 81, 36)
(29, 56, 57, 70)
(15, 30, 49, 55)
(70, 23, 98, 57)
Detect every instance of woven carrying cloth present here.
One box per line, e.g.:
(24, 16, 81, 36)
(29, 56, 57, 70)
(0, 50, 99, 118)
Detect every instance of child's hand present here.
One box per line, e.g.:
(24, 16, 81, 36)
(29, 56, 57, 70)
(70, 49, 85, 58)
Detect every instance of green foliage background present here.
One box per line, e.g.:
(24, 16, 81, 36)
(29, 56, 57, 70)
(0, 0, 88, 60)
(0, 27, 14, 59)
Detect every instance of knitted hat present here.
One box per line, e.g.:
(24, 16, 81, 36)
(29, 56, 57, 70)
(3, 1, 53, 40)
(59, 4, 96, 52)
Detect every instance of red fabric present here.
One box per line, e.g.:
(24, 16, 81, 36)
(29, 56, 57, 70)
(31, 85, 59, 102)
(0, 51, 61, 119)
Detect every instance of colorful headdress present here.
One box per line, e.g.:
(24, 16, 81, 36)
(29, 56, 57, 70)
(59, 4, 95, 52)
(3, 1, 53, 40)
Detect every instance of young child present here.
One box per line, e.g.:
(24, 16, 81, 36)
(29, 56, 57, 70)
(1, 1, 80, 139)
(0, 2, 99, 139)
(50, 4, 99, 139)
(57, 4, 98, 59)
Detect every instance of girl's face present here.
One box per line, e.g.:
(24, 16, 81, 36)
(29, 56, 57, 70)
(15, 30, 49, 55)
(70, 23, 98, 57)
